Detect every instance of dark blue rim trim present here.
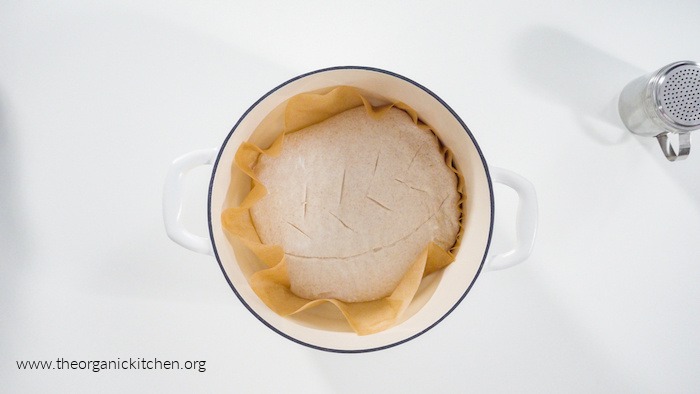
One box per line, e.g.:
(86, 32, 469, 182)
(207, 66, 495, 353)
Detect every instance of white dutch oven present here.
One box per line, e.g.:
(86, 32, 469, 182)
(163, 67, 538, 353)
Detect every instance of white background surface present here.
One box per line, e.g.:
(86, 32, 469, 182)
(2, 1, 700, 392)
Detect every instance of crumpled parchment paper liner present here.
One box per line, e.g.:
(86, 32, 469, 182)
(221, 86, 465, 335)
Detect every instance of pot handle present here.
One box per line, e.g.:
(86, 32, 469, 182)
(485, 167, 538, 271)
(163, 148, 218, 255)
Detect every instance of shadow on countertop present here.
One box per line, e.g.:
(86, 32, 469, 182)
(510, 26, 700, 209)
(0, 89, 32, 351)
(510, 26, 645, 146)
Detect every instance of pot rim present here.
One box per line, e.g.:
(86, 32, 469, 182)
(206, 66, 495, 353)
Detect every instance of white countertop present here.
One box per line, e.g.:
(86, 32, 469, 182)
(3, 1, 699, 392)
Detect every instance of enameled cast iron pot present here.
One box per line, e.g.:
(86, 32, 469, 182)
(163, 66, 538, 353)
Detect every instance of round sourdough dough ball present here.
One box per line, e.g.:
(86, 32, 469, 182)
(251, 106, 460, 303)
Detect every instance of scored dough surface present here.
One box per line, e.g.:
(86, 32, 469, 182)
(251, 106, 460, 303)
